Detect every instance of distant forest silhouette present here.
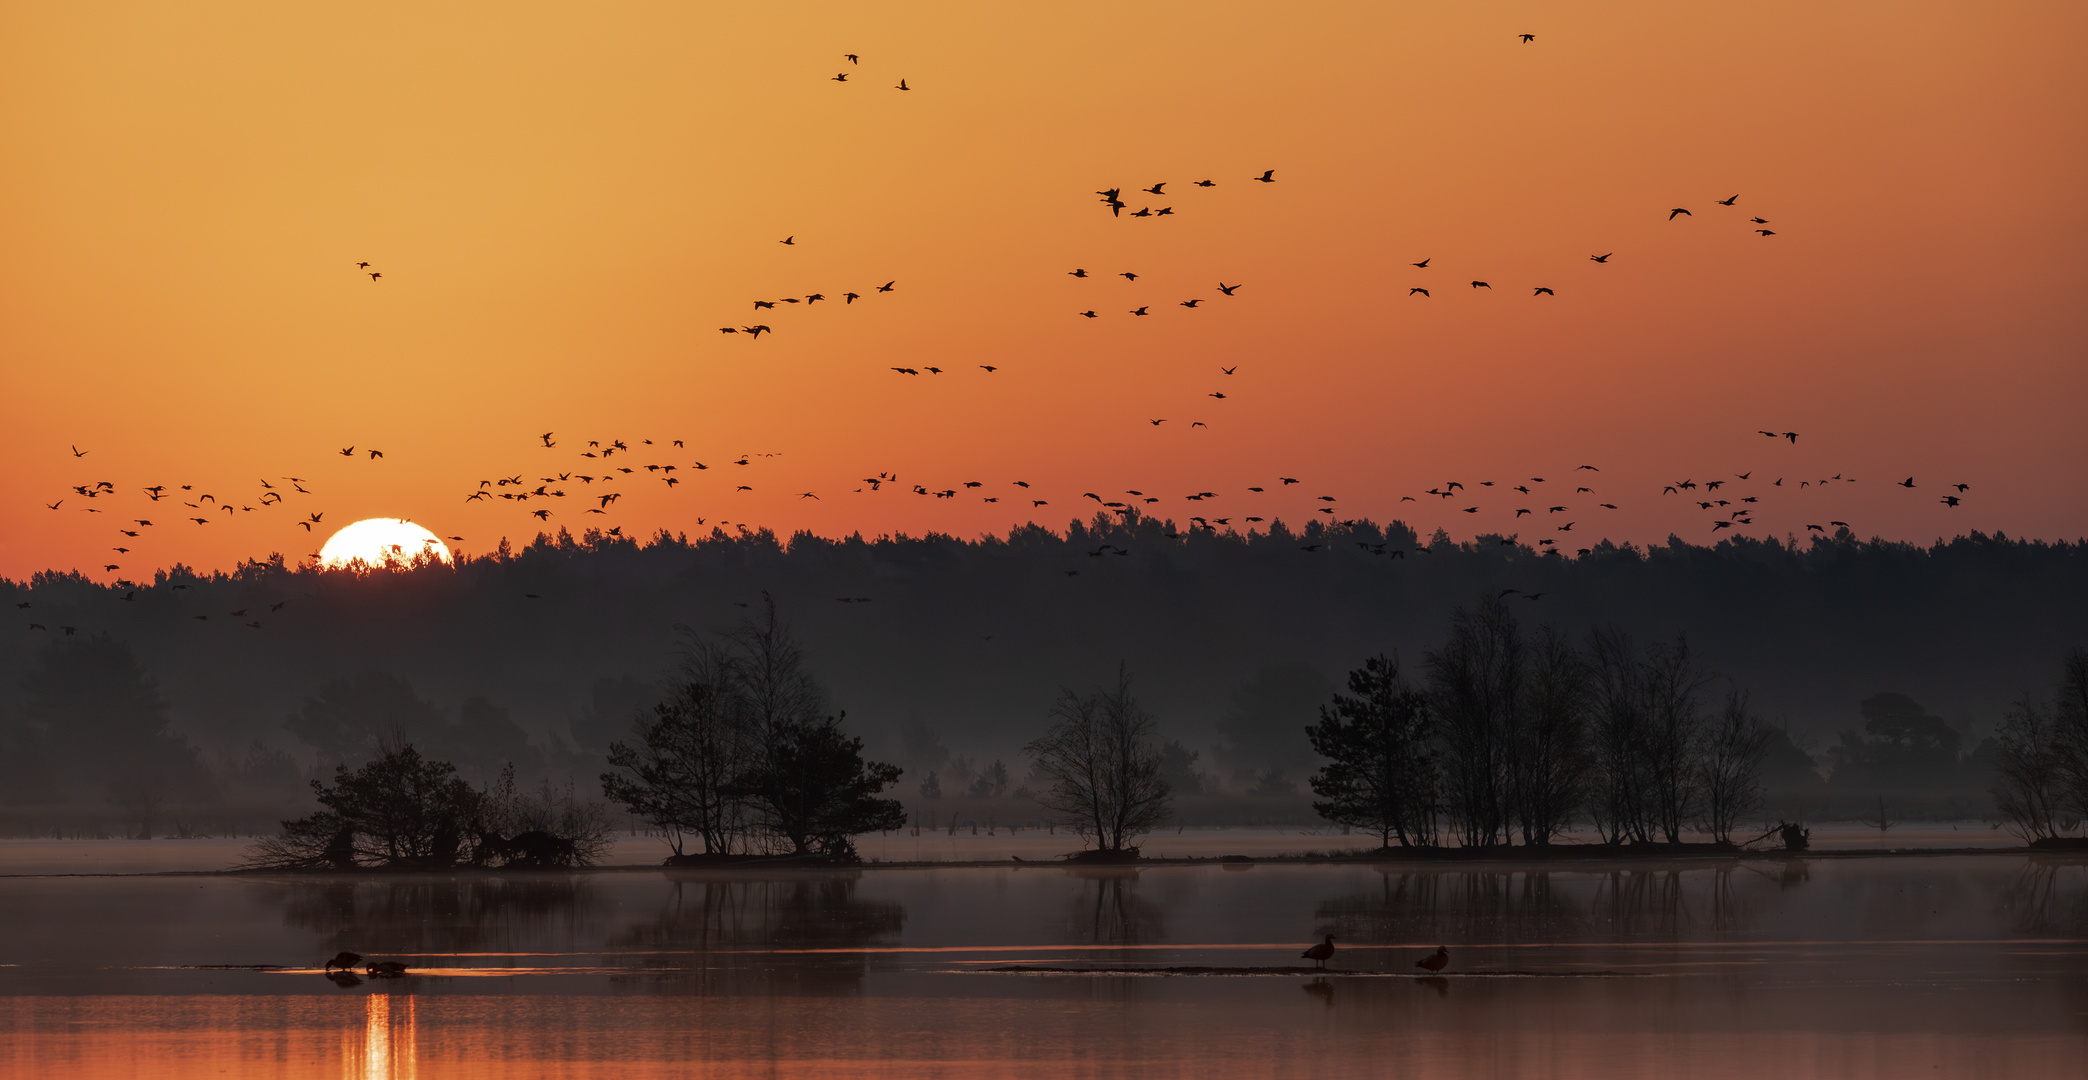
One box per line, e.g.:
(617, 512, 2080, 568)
(1, 516, 2083, 835)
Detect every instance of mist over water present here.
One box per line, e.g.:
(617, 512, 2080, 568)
(2, 855, 2082, 1077)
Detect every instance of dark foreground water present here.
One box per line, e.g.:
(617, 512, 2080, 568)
(2, 855, 2083, 1078)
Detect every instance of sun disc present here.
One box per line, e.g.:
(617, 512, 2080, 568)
(318, 518, 453, 570)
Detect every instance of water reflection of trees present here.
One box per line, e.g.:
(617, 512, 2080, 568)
(1063, 868, 1164, 947)
(274, 873, 591, 956)
(1314, 864, 1765, 942)
(609, 870, 904, 994)
(2002, 859, 2088, 936)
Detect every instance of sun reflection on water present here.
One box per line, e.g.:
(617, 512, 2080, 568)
(359, 994, 416, 1080)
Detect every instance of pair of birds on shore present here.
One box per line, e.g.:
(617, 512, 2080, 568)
(324, 951, 407, 978)
(1302, 936, 1449, 973)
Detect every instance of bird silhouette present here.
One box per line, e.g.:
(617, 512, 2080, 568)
(780, 236, 794, 245)
(1756, 229, 1776, 236)
(895, 78, 910, 90)
(1519, 33, 1535, 42)
(1181, 299, 1202, 308)
(1144, 183, 1166, 195)
(1533, 287, 1554, 296)
(1130, 306, 1149, 316)
(1719, 194, 1739, 206)
(1217, 282, 1240, 296)
(1410, 287, 1429, 297)
(1254, 169, 1275, 183)
(368, 272, 381, 280)
(1590, 253, 1612, 263)
(1669, 208, 1692, 219)
(832, 73, 848, 82)
(1471, 281, 1491, 289)
(1069, 268, 1088, 278)
(1301, 935, 1336, 970)
(1079, 310, 1097, 318)
(878, 281, 895, 292)
(1416, 946, 1449, 973)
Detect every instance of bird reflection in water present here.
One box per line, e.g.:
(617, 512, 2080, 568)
(1302, 976, 1335, 1005)
(358, 993, 416, 1080)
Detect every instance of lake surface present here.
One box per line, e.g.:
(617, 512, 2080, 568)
(2, 854, 2083, 1078)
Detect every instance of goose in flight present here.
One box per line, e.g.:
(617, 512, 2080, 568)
(1756, 229, 1776, 236)
(1590, 253, 1612, 263)
(780, 236, 794, 245)
(1410, 287, 1429, 296)
(1519, 33, 1534, 42)
(1471, 281, 1491, 289)
(878, 281, 895, 292)
(1254, 169, 1275, 183)
(1217, 282, 1240, 295)
(1719, 194, 1739, 206)
(895, 78, 910, 90)
(1533, 287, 1554, 296)
(832, 73, 848, 82)
(1669, 208, 1692, 219)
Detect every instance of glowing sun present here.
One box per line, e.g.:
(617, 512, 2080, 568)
(318, 518, 453, 570)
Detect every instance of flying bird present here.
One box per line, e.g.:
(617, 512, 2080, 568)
(1590, 253, 1612, 263)
(1471, 281, 1490, 289)
(1756, 229, 1776, 236)
(1719, 194, 1739, 206)
(877, 281, 895, 292)
(1409, 287, 1429, 297)
(895, 78, 910, 90)
(1181, 299, 1202, 308)
(832, 73, 848, 82)
(1254, 169, 1275, 183)
(1519, 33, 1534, 42)
(845, 54, 858, 63)
(1217, 283, 1240, 296)
(1669, 208, 1692, 219)
(1069, 268, 1088, 278)
(780, 236, 794, 245)
(1533, 287, 1554, 296)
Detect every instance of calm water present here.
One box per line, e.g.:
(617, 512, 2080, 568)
(2, 855, 2083, 1078)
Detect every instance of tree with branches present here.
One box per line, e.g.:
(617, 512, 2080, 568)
(1306, 654, 1438, 848)
(1026, 667, 1172, 856)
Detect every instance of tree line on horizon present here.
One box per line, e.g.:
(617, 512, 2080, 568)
(0, 520, 2080, 836)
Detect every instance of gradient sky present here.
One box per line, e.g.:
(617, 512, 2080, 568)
(3, 1, 2083, 580)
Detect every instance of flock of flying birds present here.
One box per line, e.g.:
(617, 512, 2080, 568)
(25, 37, 1981, 629)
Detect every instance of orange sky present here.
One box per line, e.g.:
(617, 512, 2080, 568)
(3, 1, 2084, 580)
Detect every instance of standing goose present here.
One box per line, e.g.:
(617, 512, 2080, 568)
(1416, 946, 1449, 973)
(1302, 934, 1336, 970)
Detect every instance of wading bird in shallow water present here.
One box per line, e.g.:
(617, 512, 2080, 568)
(1302, 935, 1336, 970)
(324, 951, 362, 972)
(1416, 946, 1450, 973)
